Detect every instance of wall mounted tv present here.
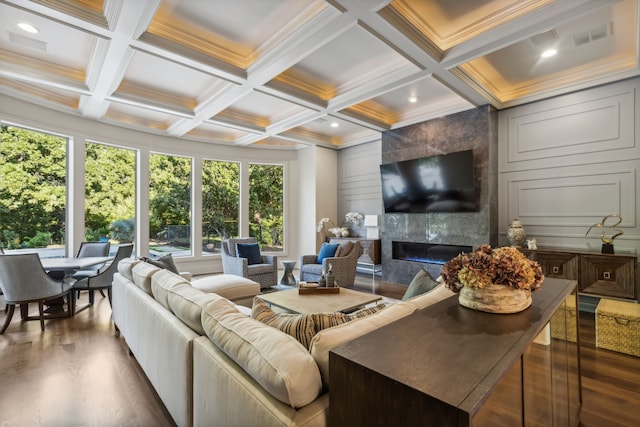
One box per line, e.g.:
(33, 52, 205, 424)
(380, 149, 477, 213)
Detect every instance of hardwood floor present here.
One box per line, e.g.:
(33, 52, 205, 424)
(0, 274, 638, 426)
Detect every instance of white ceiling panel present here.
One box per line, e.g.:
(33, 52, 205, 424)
(0, 0, 638, 150)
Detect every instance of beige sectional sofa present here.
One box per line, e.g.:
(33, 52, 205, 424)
(111, 258, 453, 427)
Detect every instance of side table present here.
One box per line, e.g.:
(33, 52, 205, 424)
(280, 260, 297, 286)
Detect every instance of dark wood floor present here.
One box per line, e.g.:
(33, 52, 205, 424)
(0, 274, 638, 427)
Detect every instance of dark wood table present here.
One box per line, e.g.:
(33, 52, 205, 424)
(329, 278, 581, 426)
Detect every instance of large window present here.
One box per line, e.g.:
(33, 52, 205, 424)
(1, 122, 289, 263)
(249, 163, 284, 252)
(149, 153, 192, 258)
(202, 159, 239, 254)
(84, 142, 136, 251)
(0, 125, 67, 257)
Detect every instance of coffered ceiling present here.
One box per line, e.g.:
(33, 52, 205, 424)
(1, 0, 638, 150)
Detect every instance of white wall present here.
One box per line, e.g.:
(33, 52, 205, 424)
(0, 94, 303, 275)
(314, 147, 338, 251)
(337, 139, 383, 232)
(498, 77, 640, 297)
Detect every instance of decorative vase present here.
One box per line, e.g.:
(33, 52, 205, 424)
(506, 218, 526, 247)
(341, 228, 349, 237)
(458, 283, 532, 314)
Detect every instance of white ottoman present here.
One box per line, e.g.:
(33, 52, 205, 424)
(191, 274, 260, 307)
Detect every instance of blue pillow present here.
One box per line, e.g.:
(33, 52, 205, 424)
(236, 243, 262, 265)
(317, 243, 340, 264)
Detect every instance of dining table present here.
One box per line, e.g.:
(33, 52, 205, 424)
(39, 256, 113, 276)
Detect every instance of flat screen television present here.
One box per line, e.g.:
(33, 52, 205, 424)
(380, 149, 477, 213)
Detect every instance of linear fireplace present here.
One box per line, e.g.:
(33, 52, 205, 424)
(392, 241, 472, 265)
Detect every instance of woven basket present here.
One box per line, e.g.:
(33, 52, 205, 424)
(596, 299, 640, 357)
(550, 295, 578, 343)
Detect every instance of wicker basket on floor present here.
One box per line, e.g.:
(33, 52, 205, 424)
(596, 298, 640, 357)
(550, 294, 578, 343)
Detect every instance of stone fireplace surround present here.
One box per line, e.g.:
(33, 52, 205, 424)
(380, 106, 499, 285)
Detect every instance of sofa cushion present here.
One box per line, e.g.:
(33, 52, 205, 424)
(131, 262, 161, 294)
(151, 269, 191, 310)
(402, 283, 452, 310)
(191, 274, 260, 302)
(402, 269, 440, 301)
(168, 286, 222, 335)
(117, 258, 141, 281)
(317, 242, 339, 264)
(309, 301, 418, 389)
(251, 298, 317, 349)
(202, 299, 322, 408)
(236, 243, 262, 265)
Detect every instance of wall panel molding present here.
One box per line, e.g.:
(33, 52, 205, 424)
(499, 78, 640, 282)
(499, 78, 639, 173)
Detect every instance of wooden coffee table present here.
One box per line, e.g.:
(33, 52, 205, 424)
(257, 287, 382, 314)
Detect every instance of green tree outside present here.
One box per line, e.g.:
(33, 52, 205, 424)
(0, 125, 66, 248)
(202, 159, 239, 252)
(249, 163, 283, 251)
(84, 142, 136, 241)
(149, 153, 192, 250)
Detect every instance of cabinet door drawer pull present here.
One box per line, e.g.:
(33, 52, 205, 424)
(552, 266, 560, 274)
(615, 318, 630, 325)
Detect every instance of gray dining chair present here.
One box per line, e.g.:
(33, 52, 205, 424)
(71, 241, 111, 280)
(72, 243, 133, 313)
(0, 253, 75, 334)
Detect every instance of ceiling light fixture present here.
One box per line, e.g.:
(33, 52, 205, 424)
(330, 122, 339, 128)
(541, 49, 557, 58)
(408, 96, 418, 103)
(17, 22, 39, 34)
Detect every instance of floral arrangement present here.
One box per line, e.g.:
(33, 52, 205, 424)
(345, 211, 364, 225)
(441, 245, 544, 293)
(317, 217, 345, 237)
(317, 217, 336, 233)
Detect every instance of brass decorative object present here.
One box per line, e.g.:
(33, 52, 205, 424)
(585, 214, 623, 254)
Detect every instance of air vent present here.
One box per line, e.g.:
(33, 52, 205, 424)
(573, 23, 612, 47)
(529, 29, 558, 48)
(8, 31, 47, 52)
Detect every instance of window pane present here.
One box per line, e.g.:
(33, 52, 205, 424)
(85, 142, 136, 255)
(249, 163, 283, 252)
(149, 153, 192, 258)
(0, 125, 66, 258)
(202, 159, 239, 255)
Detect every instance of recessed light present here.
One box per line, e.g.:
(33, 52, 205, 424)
(330, 122, 339, 128)
(541, 49, 557, 58)
(17, 22, 39, 34)
(408, 96, 418, 103)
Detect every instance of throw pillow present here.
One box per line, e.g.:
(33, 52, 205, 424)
(334, 241, 354, 258)
(236, 243, 262, 265)
(141, 253, 180, 274)
(317, 242, 340, 264)
(402, 268, 440, 301)
(252, 297, 317, 349)
(310, 304, 386, 331)
(251, 297, 386, 349)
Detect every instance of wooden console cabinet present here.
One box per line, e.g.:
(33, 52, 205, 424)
(329, 278, 581, 426)
(523, 248, 637, 300)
